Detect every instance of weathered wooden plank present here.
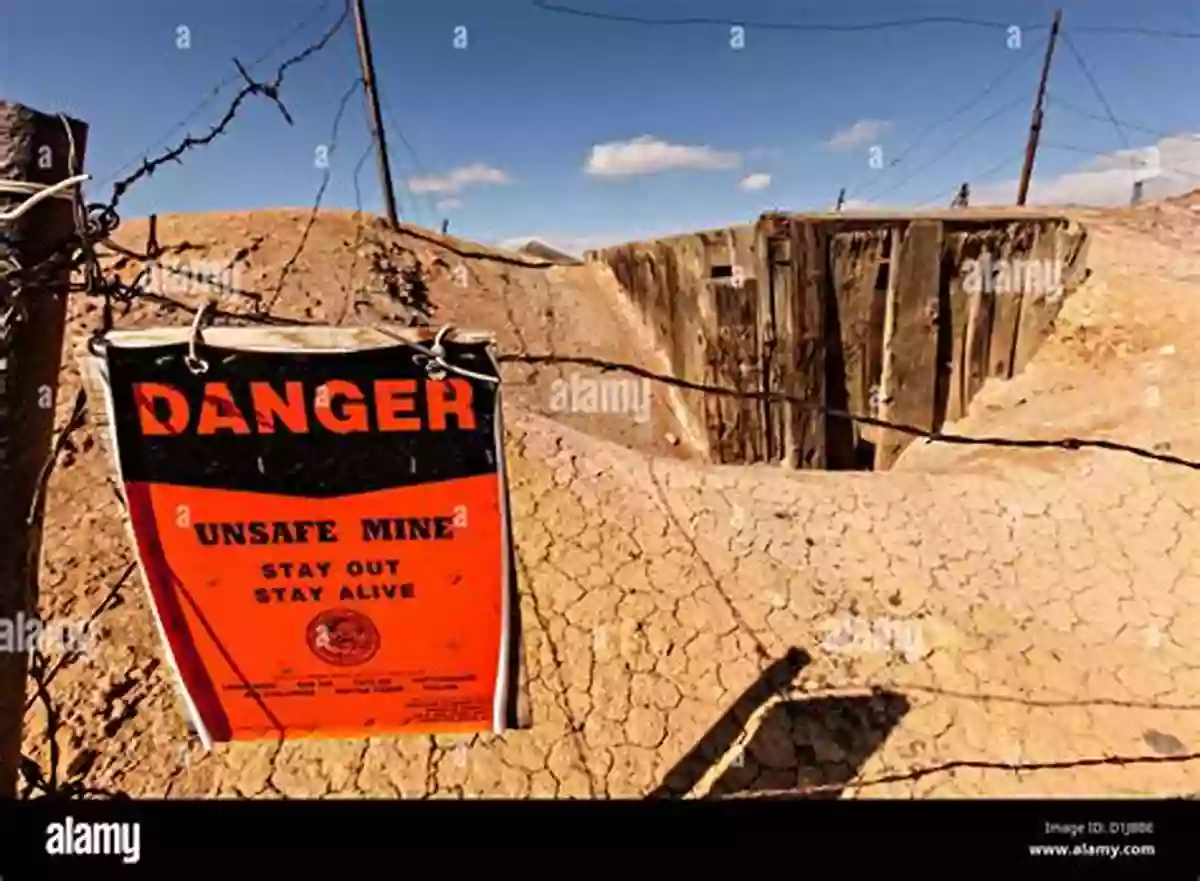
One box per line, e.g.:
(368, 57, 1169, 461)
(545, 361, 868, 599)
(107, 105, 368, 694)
(1012, 220, 1063, 375)
(1058, 221, 1089, 291)
(662, 238, 708, 447)
(963, 262, 994, 410)
(760, 223, 791, 463)
(829, 230, 886, 466)
(753, 221, 777, 462)
(874, 228, 900, 468)
(876, 220, 943, 470)
(987, 223, 1036, 379)
(707, 278, 761, 462)
(786, 221, 827, 469)
(942, 232, 971, 423)
(738, 277, 764, 462)
(949, 229, 1011, 408)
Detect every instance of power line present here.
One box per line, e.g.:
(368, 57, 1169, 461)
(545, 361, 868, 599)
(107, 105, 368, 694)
(531, 2, 1040, 32)
(532, 2, 1200, 38)
(1043, 95, 1200, 182)
(1060, 29, 1131, 152)
(1066, 24, 1200, 39)
(1040, 140, 1147, 160)
(376, 91, 440, 227)
(1047, 94, 1191, 141)
(1039, 141, 1200, 182)
(917, 151, 1026, 206)
(845, 43, 1043, 203)
(865, 95, 1030, 203)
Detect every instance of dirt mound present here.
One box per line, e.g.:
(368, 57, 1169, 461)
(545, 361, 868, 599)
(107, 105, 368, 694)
(511, 239, 583, 265)
(92, 210, 691, 460)
(18, 203, 1200, 798)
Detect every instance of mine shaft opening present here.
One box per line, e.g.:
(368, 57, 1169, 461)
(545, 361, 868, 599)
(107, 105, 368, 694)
(591, 213, 1086, 476)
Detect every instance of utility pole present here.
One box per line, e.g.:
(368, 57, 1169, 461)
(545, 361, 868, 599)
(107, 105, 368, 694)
(1017, 8, 1062, 206)
(350, 0, 400, 228)
(835, 188, 846, 212)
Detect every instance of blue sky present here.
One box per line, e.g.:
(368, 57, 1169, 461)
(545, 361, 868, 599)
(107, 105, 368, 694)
(4, 0, 1200, 253)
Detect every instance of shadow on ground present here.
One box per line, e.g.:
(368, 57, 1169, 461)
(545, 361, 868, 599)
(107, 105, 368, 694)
(649, 647, 910, 799)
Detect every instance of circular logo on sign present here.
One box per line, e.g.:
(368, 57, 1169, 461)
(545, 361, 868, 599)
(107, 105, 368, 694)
(306, 608, 380, 666)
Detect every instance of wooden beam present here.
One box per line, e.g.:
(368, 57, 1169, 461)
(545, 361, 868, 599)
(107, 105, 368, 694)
(876, 220, 943, 470)
(786, 222, 827, 469)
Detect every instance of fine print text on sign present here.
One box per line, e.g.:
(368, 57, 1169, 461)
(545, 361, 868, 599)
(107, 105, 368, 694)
(90, 327, 524, 746)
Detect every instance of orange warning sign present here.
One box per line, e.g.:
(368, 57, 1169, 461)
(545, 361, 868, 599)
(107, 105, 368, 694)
(91, 327, 522, 745)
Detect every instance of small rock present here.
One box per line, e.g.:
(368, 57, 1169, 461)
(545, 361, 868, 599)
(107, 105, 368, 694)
(1159, 344, 1176, 355)
(664, 432, 679, 446)
(1143, 729, 1185, 756)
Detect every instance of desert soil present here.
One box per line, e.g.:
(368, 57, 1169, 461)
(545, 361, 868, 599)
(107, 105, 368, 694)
(17, 197, 1200, 798)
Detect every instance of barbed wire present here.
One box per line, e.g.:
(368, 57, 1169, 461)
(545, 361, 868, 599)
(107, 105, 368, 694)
(94, 0, 344, 191)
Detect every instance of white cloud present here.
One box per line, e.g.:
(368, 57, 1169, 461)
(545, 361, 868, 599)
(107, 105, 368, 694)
(407, 163, 511, 194)
(740, 173, 771, 191)
(435, 198, 462, 211)
(971, 134, 1200, 206)
(828, 119, 890, 151)
(584, 135, 741, 177)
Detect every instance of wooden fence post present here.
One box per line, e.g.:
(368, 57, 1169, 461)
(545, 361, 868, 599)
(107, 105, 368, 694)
(0, 101, 88, 796)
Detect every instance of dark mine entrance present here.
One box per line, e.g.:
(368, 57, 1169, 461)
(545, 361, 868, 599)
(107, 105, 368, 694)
(588, 211, 1087, 474)
(753, 212, 1086, 473)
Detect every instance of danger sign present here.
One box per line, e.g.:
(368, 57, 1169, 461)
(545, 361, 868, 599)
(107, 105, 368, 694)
(87, 325, 524, 746)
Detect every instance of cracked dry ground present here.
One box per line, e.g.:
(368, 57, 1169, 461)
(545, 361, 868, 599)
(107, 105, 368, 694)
(19, 202, 1200, 798)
